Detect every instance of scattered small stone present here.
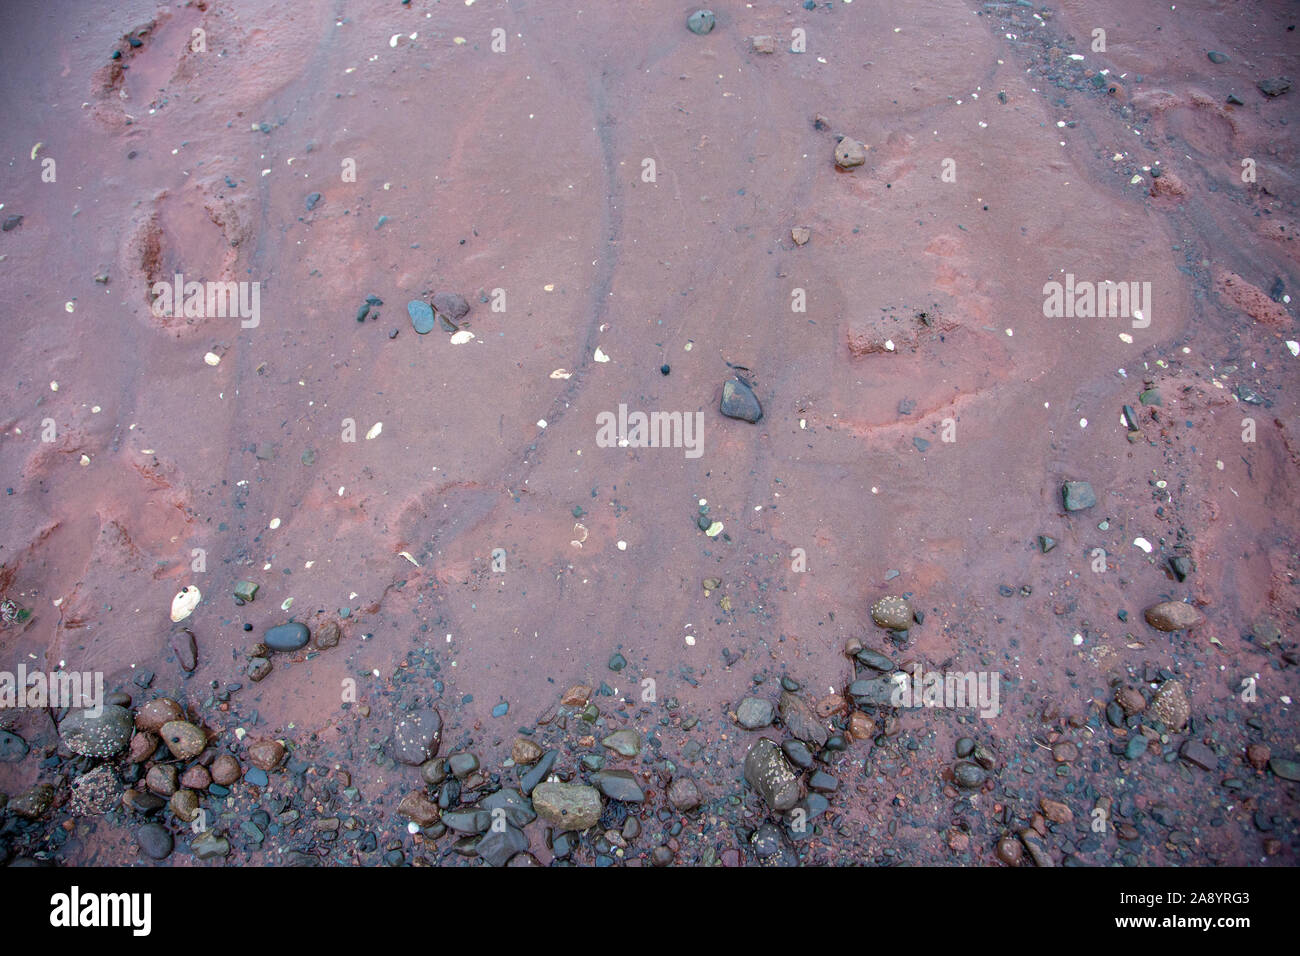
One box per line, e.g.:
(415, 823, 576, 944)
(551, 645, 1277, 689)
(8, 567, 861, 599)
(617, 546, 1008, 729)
(390, 708, 442, 765)
(159, 720, 206, 760)
(398, 791, 441, 827)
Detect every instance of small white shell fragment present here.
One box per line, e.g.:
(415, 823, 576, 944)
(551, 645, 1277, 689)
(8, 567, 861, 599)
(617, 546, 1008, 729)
(65, 301, 76, 313)
(449, 330, 475, 345)
(884, 339, 895, 351)
(50, 381, 59, 391)
(399, 551, 421, 567)
(705, 521, 724, 537)
(550, 369, 573, 379)
(204, 352, 221, 366)
(1079, 418, 1088, 428)
(170, 586, 201, 622)
(281, 597, 293, 611)
(685, 634, 696, 646)
(594, 347, 611, 363)
(79, 454, 90, 466)
(537, 419, 547, 428)
(617, 540, 627, 551)
(1287, 341, 1299, 357)
(389, 33, 401, 47)
(365, 422, 383, 440)
(1133, 537, 1153, 553)
(1072, 633, 1084, 646)
(269, 517, 281, 529)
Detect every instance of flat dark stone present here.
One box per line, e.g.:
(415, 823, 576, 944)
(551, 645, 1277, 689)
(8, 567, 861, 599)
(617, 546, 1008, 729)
(408, 299, 436, 334)
(1062, 480, 1096, 511)
(720, 378, 762, 422)
(264, 622, 309, 652)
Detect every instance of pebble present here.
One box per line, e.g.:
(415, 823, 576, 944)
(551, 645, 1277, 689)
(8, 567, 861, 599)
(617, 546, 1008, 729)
(592, 770, 646, 803)
(264, 622, 310, 652)
(533, 781, 603, 830)
(398, 792, 441, 827)
(743, 738, 801, 811)
(408, 299, 436, 334)
(191, 832, 230, 860)
(60, 704, 134, 758)
(511, 738, 543, 765)
(601, 729, 641, 756)
(667, 776, 702, 811)
(1149, 681, 1190, 730)
(159, 720, 206, 760)
(146, 764, 178, 796)
(778, 691, 829, 748)
(169, 628, 198, 672)
(1061, 480, 1097, 511)
(686, 9, 715, 34)
(1143, 601, 1205, 632)
(314, 620, 341, 648)
(1257, 77, 1292, 97)
(953, 762, 986, 789)
(247, 738, 285, 771)
(870, 595, 913, 630)
(720, 378, 763, 422)
(305, 192, 322, 211)
(433, 292, 470, 321)
(136, 823, 173, 860)
(834, 137, 868, 169)
(735, 696, 775, 729)
(390, 708, 442, 765)
(1269, 758, 1300, 782)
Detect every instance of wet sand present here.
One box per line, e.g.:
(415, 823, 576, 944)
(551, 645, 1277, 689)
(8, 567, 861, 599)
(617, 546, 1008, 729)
(1, 0, 1297, 866)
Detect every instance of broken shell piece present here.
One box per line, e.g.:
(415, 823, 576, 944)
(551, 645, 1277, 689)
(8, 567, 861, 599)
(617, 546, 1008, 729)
(449, 330, 475, 345)
(204, 352, 221, 366)
(170, 586, 201, 623)
(594, 347, 611, 363)
(550, 369, 573, 379)
(570, 523, 588, 548)
(365, 422, 383, 440)
(399, 551, 421, 567)
(791, 226, 811, 246)
(1133, 537, 1153, 553)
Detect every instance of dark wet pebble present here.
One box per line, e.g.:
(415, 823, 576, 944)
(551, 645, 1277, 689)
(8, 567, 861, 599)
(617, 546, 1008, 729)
(264, 622, 309, 652)
(953, 762, 986, 789)
(136, 823, 173, 860)
(1257, 77, 1292, 97)
(169, 628, 198, 672)
(305, 192, 322, 210)
(1207, 51, 1229, 63)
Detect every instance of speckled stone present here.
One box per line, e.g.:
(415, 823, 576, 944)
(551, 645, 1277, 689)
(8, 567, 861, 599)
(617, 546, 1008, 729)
(870, 595, 913, 630)
(390, 708, 442, 765)
(60, 704, 133, 758)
